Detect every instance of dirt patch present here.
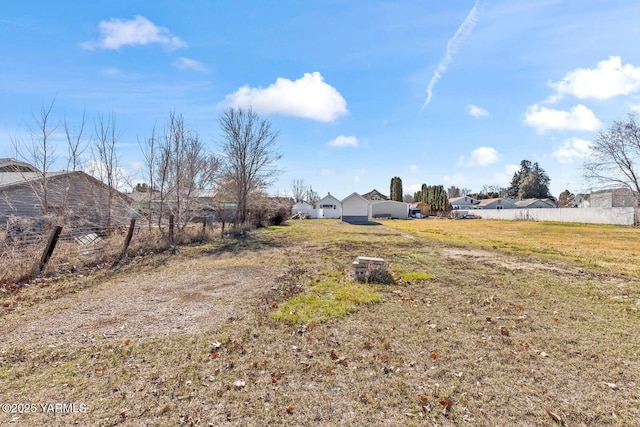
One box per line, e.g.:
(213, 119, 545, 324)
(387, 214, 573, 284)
(1, 250, 280, 348)
(442, 246, 571, 273)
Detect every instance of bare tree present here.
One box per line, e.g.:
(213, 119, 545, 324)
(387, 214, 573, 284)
(447, 186, 461, 198)
(305, 186, 320, 206)
(138, 125, 159, 231)
(154, 112, 219, 232)
(218, 107, 281, 225)
(584, 113, 640, 205)
(92, 113, 123, 229)
(64, 109, 88, 172)
(11, 99, 59, 216)
(291, 178, 307, 203)
(459, 187, 472, 196)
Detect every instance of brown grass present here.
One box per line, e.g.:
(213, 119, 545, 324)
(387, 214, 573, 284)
(1, 219, 639, 426)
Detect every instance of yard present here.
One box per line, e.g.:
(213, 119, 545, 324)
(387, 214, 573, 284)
(1, 219, 639, 426)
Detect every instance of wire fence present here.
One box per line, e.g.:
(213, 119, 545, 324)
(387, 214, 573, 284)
(0, 214, 223, 284)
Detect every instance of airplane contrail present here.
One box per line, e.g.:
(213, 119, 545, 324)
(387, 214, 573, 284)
(421, 1, 480, 111)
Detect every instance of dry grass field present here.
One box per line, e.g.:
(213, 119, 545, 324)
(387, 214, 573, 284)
(1, 218, 639, 426)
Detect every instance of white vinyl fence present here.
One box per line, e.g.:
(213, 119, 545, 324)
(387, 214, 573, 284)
(466, 207, 639, 225)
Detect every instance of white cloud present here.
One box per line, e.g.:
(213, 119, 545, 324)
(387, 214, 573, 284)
(494, 164, 520, 186)
(629, 103, 640, 113)
(524, 104, 602, 133)
(465, 104, 489, 118)
(443, 173, 467, 185)
(551, 137, 593, 164)
(409, 164, 418, 173)
(327, 135, 358, 148)
(548, 56, 640, 102)
(422, 0, 479, 110)
(457, 146, 499, 167)
(321, 168, 331, 176)
(505, 163, 519, 175)
(354, 175, 361, 183)
(82, 15, 187, 50)
(220, 72, 348, 122)
(174, 57, 208, 72)
(404, 183, 423, 194)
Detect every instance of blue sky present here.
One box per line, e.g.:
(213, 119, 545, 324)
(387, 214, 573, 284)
(2, 0, 640, 200)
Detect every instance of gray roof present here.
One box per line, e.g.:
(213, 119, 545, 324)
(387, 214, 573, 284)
(0, 158, 40, 172)
(0, 171, 67, 188)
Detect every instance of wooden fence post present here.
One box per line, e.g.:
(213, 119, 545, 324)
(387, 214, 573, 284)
(112, 218, 136, 268)
(169, 214, 174, 244)
(39, 225, 63, 274)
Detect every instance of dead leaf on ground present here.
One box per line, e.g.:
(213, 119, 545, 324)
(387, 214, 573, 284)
(419, 395, 429, 407)
(546, 409, 567, 426)
(439, 397, 453, 409)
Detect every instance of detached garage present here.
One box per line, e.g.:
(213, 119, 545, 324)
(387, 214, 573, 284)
(341, 193, 370, 224)
(370, 200, 409, 219)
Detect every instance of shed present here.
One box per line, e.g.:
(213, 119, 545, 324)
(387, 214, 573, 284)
(341, 193, 370, 223)
(371, 200, 409, 219)
(316, 192, 342, 219)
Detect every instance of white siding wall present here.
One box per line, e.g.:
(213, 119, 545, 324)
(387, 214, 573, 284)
(370, 201, 409, 219)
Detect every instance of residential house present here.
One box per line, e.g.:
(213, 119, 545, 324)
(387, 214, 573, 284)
(449, 196, 480, 209)
(341, 192, 370, 223)
(361, 189, 389, 201)
(514, 198, 556, 209)
(473, 198, 516, 210)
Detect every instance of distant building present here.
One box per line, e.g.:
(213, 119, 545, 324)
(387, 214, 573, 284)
(473, 198, 516, 210)
(0, 159, 133, 231)
(449, 196, 480, 209)
(514, 198, 556, 209)
(361, 189, 389, 201)
(590, 187, 638, 208)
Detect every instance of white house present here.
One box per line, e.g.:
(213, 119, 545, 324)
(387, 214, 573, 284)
(370, 200, 409, 219)
(515, 198, 556, 209)
(341, 193, 370, 223)
(450, 196, 480, 209)
(474, 198, 516, 210)
(316, 192, 342, 219)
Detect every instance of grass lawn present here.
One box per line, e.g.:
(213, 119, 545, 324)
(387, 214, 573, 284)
(1, 219, 639, 426)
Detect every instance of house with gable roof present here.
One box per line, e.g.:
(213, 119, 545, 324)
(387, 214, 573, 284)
(316, 192, 342, 219)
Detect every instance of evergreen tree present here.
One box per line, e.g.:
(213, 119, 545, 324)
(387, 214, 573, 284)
(507, 160, 551, 200)
(389, 176, 403, 202)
